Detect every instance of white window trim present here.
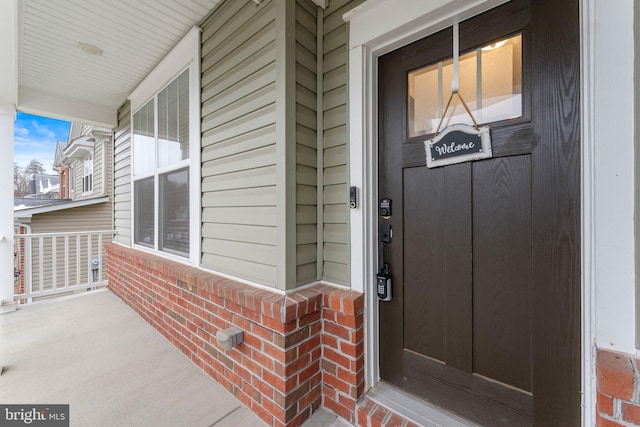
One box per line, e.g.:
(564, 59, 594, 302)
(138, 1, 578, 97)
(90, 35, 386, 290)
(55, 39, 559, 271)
(69, 167, 74, 197)
(128, 26, 201, 266)
(81, 157, 93, 196)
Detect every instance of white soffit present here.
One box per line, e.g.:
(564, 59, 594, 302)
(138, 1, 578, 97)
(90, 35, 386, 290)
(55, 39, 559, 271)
(18, 0, 221, 127)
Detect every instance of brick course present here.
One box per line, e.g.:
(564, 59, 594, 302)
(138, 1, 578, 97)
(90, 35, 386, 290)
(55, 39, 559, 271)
(356, 397, 422, 427)
(105, 243, 364, 427)
(597, 348, 640, 427)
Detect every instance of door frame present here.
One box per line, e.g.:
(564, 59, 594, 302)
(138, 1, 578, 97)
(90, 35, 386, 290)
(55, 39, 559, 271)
(344, 0, 604, 425)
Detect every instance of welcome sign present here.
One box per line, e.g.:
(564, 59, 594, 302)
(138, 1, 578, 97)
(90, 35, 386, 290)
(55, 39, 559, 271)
(425, 123, 492, 168)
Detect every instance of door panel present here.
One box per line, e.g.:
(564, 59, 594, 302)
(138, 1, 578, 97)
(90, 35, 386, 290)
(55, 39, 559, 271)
(403, 166, 448, 361)
(404, 164, 473, 369)
(472, 155, 532, 392)
(377, 0, 580, 424)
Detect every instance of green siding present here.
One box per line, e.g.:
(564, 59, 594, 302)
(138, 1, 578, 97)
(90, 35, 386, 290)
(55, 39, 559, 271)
(635, 0, 640, 348)
(110, 0, 365, 290)
(113, 101, 131, 246)
(295, 0, 318, 286)
(200, 0, 278, 287)
(320, 0, 364, 285)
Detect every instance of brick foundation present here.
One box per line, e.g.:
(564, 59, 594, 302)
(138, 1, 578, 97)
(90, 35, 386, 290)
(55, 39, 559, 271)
(105, 243, 364, 427)
(597, 348, 640, 426)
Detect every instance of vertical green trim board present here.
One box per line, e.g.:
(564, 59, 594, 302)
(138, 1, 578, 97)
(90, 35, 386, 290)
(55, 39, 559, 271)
(635, 0, 640, 348)
(275, 0, 298, 290)
(316, 5, 325, 281)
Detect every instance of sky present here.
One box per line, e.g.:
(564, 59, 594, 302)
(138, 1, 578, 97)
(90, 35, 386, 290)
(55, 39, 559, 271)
(14, 112, 71, 175)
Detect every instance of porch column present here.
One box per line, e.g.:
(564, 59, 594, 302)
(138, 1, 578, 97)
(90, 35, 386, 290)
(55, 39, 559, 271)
(0, 107, 16, 313)
(0, 0, 18, 313)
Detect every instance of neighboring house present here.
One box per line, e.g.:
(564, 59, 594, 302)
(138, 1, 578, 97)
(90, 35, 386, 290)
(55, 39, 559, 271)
(14, 124, 113, 300)
(27, 174, 59, 198)
(59, 124, 112, 202)
(14, 198, 69, 210)
(53, 140, 70, 199)
(1, 1, 638, 427)
(12, 198, 69, 297)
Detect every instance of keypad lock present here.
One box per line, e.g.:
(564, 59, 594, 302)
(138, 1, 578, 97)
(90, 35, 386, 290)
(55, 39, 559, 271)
(377, 264, 392, 301)
(380, 198, 392, 219)
(377, 223, 393, 302)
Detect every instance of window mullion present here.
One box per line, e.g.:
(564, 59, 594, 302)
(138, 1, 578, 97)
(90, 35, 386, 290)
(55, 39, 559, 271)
(154, 95, 160, 252)
(476, 48, 482, 124)
(438, 62, 443, 119)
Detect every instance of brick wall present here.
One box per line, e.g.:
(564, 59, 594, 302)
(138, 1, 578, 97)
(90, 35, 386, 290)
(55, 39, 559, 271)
(321, 289, 365, 421)
(105, 243, 364, 427)
(597, 348, 640, 426)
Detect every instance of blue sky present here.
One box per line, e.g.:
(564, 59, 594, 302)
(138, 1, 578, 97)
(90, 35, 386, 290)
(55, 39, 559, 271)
(14, 112, 71, 174)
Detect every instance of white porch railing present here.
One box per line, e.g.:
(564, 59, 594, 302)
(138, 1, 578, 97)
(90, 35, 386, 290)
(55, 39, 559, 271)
(13, 230, 115, 303)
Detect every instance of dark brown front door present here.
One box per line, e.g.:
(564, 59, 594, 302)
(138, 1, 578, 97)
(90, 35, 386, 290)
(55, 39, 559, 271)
(378, 0, 580, 425)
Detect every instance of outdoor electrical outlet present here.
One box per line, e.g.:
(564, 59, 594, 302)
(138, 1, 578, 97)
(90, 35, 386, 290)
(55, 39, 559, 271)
(216, 326, 244, 350)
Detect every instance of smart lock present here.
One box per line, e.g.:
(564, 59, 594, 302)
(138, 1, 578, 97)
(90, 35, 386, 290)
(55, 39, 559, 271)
(376, 263, 392, 301)
(380, 198, 392, 219)
(377, 221, 392, 301)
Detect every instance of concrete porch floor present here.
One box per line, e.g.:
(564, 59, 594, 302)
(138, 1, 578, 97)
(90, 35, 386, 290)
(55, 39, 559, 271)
(0, 289, 348, 427)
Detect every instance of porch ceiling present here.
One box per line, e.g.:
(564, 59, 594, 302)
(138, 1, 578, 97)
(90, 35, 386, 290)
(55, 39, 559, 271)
(14, 0, 221, 127)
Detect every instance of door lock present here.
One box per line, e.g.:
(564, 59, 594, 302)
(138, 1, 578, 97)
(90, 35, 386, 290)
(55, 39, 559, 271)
(380, 224, 392, 244)
(380, 198, 392, 219)
(377, 224, 393, 302)
(377, 263, 392, 301)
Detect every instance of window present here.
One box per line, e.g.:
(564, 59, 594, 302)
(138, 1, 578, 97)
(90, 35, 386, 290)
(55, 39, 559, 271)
(408, 33, 523, 138)
(69, 167, 74, 197)
(61, 168, 68, 199)
(132, 69, 191, 257)
(82, 158, 93, 194)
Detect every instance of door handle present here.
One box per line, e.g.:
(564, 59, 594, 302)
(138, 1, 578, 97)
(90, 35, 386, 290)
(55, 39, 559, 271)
(377, 224, 392, 301)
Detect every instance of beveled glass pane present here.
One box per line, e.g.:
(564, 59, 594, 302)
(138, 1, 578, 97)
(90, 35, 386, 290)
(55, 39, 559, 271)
(132, 100, 155, 175)
(408, 34, 522, 138)
(158, 69, 189, 168)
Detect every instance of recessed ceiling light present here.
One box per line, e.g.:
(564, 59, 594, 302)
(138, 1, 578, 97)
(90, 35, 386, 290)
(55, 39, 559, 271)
(77, 42, 103, 56)
(482, 40, 508, 51)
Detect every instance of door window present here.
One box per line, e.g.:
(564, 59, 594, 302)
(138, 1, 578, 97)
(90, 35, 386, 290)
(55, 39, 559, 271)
(408, 34, 522, 138)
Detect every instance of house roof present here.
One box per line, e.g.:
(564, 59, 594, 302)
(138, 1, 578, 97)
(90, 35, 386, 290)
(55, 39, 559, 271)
(30, 174, 59, 195)
(53, 141, 68, 169)
(62, 136, 94, 164)
(61, 124, 114, 164)
(14, 196, 109, 219)
(14, 197, 70, 209)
